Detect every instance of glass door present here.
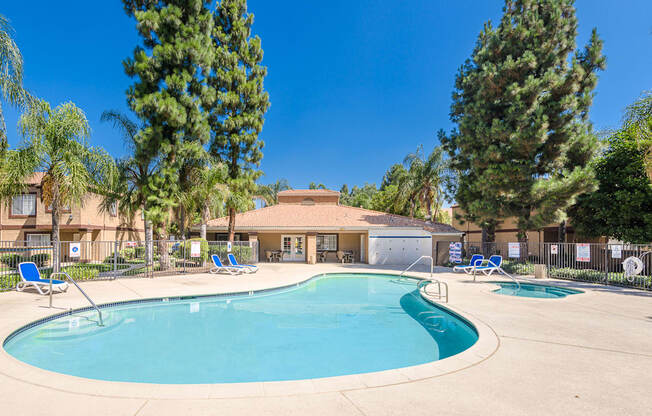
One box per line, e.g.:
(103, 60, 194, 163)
(281, 235, 305, 261)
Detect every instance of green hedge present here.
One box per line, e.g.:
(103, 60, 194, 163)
(0, 253, 51, 268)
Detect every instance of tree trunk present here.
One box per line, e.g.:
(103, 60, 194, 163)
(144, 219, 153, 266)
(51, 199, 60, 273)
(157, 226, 170, 271)
(200, 204, 208, 240)
(227, 207, 236, 241)
(558, 220, 567, 242)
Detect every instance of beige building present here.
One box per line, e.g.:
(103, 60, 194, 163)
(201, 189, 463, 265)
(451, 205, 603, 243)
(0, 173, 145, 244)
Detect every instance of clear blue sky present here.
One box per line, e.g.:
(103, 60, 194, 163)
(3, 1, 651, 191)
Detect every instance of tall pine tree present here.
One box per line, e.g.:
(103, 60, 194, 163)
(443, 0, 605, 242)
(209, 0, 269, 241)
(122, 0, 215, 249)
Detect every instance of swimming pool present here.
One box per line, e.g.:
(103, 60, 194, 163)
(490, 281, 582, 298)
(3, 273, 478, 384)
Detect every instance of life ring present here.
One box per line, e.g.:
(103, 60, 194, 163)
(622, 256, 644, 283)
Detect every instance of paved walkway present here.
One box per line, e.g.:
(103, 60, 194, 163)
(1, 263, 651, 415)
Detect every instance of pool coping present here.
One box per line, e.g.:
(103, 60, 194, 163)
(0, 272, 499, 400)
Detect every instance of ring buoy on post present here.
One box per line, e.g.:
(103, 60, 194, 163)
(622, 256, 644, 283)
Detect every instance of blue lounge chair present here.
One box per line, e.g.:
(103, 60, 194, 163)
(227, 253, 258, 273)
(210, 255, 243, 275)
(17, 262, 69, 295)
(474, 255, 503, 276)
(453, 254, 484, 274)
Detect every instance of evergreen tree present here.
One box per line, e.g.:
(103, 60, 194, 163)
(208, 0, 269, 241)
(122, 0, 214, 252)
(443, 0, 606, 242)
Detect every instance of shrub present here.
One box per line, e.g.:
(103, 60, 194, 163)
(0, 253, 23, 267)
(29, 253, 50, 267)
(120, 247, 136, 260)
(208, 245, 254, 263)
(173, 238, 209, 262)
(62, 265, 99, 281)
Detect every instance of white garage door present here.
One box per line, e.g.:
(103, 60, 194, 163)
(368, 233, 432, 265)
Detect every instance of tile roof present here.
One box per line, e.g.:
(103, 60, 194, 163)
(206, 204, 462, 234)
(277, 189, 340, 196)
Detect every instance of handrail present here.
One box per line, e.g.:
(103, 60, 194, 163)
(400, 255, 434, 279)
(417, 279, 449, 303)
(471, 259, 520, 290)
(49, 272, 104, 326)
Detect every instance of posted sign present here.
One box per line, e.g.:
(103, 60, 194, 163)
(190, 241, 201, 258)
(227, 241, 232, 252)
(550, 244, 558, 255)
(610, 245, 622, 259)
(449, 242, 462, 263)
(576, 243, 591, 262)
(508, 243, 521, 258)
(69, 242, 81, 258)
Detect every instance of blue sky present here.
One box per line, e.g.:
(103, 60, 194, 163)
(3, 0, 651, 192)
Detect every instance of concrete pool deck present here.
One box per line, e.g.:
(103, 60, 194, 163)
(0, 263, 651, 415)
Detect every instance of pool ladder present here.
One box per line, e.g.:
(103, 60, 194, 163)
(49, 272, 104, 326)
(400, 255, 449, 303)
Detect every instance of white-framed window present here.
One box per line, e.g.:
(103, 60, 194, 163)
(11, 194, 36, 216)
(26, 233, 51, 247)
(316, 234, 337, 251)
(110, 202, 118, 217)
(46, 203, 71, 212)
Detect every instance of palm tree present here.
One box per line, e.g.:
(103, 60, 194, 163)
(400, 145, 448, 221)
(0, 100, 111, 270)
(99, 110, 157, 265)
(257, 179, 290, 206)
(179, 161, 229, 240)
(0, 15, 34, 154)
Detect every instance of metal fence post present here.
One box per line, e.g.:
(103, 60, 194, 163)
(113, 240, 118, 280)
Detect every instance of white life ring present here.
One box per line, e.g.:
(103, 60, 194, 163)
(622, 256, 644, 282)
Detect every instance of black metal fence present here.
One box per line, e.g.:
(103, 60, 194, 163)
(0, 240, 259, 292)
(435, 240, 652, 291)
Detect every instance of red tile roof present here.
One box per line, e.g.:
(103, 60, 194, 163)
(206, 203, 461, 233)
(277, 189, 340, 196)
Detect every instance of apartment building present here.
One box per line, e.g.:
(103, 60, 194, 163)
(0, 173, 145, 244)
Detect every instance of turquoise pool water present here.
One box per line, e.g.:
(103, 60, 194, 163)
(491, 281, 582, 298)
(3, 273, 477, 384)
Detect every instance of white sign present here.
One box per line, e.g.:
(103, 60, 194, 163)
(576, 243, 591, 262)
(610, 245, 622, 259)
(449, 242, 462, 263)
(190, 241, 201, 258)
(69, 242, 81, 258)
(227, 241, 232, 252)
(550, 244, 558, 255)
(508, 242, 521, 258)
(126, 241, 137, 248)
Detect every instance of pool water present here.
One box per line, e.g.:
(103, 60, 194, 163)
(4, 273, 478, 384)
(491, 281, 582, 298)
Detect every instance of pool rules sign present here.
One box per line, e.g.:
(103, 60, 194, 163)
(69, 242, 81, 258)
(190, 241, 201, 258)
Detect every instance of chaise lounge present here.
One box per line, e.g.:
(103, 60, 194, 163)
(17, 262, 69, 295)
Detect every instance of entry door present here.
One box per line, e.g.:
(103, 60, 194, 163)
(281, 235, 305, 261)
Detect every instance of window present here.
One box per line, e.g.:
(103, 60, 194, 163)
(26, 234, 50, 247)
(11, 194, 36, 216)
(110, 202, 118, 217)
(316, 234, 337, 251)
(46, 203, 71, 213)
